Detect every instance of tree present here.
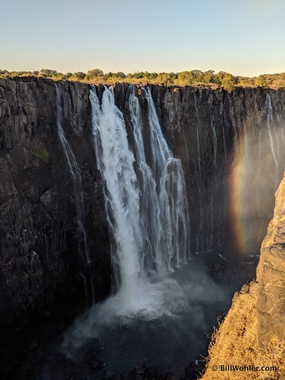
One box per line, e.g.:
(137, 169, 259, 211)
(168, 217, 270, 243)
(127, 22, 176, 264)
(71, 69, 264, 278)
(155, 72, 175, 86)
(72, 72, 86, 80)
(114, 71, 126, 79)
(132, 71, 144, 79)
(177, 71, 195, 85)
(86, 68, 104, 80)
(200, 70, 215, 83)
(149, 72, 158, 80)
(221, 76, 235, 92)
(39, 69, 58, 78)
(62, 72, 73, 80)
(255, 75, 267, 88)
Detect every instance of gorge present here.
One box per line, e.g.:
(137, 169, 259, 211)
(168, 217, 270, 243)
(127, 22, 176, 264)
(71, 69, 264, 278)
(0, 77, 285, 379)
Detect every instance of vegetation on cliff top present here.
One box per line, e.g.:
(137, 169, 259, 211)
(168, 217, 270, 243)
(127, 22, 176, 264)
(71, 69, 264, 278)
(1, 68, 285, 92)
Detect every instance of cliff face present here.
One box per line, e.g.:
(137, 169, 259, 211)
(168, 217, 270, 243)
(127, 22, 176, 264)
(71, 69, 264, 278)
(150, 86, 285, 256)
(201, 173, 285, 380)
(1, 77, 285, 328)
(0, 78, 111, 323)
(257, 173, 285, 345)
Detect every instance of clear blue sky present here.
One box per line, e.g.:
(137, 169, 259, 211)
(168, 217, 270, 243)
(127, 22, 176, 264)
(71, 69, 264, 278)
(1, 0, 285, 76)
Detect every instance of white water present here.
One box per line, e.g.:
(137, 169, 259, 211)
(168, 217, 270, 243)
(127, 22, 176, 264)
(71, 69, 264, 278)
(222, 123, 228, 164)
(89, 85, 190, 317)
(266, 93, 279, 186)
(194, 92, 203, 251)
(210, 112, 217, 168)
(194, 92, 202, 182)
(143, 87, 190, 269)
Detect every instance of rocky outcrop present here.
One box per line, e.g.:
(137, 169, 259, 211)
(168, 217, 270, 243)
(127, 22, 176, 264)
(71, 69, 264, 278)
(200, 173, 285, 380)
(200, 281, 285, 380)
(257, 173, 285, 344)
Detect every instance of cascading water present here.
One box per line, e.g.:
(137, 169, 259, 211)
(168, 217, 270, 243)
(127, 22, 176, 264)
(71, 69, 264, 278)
(266, 93, 279, 188)
(142, 87, 190, 268)
(209, 107, 218, 250)
(89, 85, 190, 310)
(90, 86, 142, 303)
(59, 85, 228, 378)
(194, 91, 203, 252)
(210, 111, 218, 168)
(55, 84, 94, 302)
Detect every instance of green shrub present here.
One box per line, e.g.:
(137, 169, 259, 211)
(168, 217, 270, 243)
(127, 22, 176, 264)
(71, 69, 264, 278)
(32, 146, 49, 163)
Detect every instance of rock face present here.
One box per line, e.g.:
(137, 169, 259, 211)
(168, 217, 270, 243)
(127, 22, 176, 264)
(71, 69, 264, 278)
(149, 86, 285, 254)
(257, 172, 285, 344)
(1, 77, 285, 329)
(200, 173, 285, 380)
(0, 77, 111, 323)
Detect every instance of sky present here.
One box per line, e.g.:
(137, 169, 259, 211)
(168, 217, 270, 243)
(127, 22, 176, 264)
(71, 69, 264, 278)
(1, 0, 285, 77)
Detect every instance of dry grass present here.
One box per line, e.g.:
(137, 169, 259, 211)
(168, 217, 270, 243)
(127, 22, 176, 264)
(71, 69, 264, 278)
(200, 282, 285, 380)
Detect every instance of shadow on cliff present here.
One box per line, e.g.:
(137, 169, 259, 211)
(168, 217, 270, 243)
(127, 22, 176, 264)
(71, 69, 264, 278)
(39, 254, 248, 379)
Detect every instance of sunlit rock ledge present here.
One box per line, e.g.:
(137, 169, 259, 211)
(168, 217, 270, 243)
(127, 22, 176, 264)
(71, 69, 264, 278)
(201, 173, 285, 380)
(257, 172, 285, 345)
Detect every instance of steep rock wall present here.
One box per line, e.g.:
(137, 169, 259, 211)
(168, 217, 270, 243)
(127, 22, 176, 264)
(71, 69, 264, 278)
(0, 77, 111, 323)
(201, 173, 285, 380)
(257, 173, 285, 344)
(1, 77, 285, 326)
(149, 86, 285, 254)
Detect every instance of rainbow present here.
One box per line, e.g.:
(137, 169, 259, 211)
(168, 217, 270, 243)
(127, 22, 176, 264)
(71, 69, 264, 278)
(228, 132, 249, 255)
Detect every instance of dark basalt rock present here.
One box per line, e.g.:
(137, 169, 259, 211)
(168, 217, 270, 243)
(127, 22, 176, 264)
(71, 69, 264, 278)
(1, 77, 285, 379)
(1, 76, 285, 327)
(0, 77, 111, 325)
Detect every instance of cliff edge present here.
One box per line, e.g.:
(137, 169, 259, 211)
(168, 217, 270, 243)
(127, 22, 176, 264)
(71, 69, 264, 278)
(257, 174, 285, 346)
(200, 173, 285, 380)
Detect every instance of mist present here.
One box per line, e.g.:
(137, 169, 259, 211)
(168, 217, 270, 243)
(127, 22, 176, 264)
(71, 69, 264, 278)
(40, 258, 229, 378)
(229, 114, 285, 254)
(35, 89, 285, 380)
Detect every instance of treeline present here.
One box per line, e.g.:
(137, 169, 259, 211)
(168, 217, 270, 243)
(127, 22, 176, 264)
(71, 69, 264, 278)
(1, 68, 285, 92)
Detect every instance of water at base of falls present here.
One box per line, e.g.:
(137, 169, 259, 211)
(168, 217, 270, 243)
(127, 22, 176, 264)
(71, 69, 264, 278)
(58, 258, 231, 377)
(89, 85, 190, 311)
(37, 85, 264, 380)
(52, 86, 234, 378)
(30, 246, 255, 380)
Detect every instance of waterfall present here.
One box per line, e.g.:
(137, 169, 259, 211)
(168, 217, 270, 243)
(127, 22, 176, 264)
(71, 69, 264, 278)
(194, 92, 202, 182)
(209, 108, 218, 251)
(143, 87, 190, 268)
(89, 85, 190, 314)
(90, 87, 141, 301)
(194, 92, 203, 252)
(55, 84, 94, 302)
(210, 111, 217, 168)
(266, 93, 279, 188)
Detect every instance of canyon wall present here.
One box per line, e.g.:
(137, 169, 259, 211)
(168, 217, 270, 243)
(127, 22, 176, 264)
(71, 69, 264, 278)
(0, 78, 111, 323)
(257, 173, 285, 345)
(149, 85, 285, 254)
(201, 173, 285, 380)
(1, 77, 285, 326)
